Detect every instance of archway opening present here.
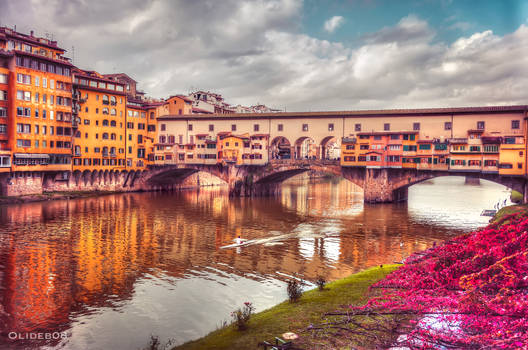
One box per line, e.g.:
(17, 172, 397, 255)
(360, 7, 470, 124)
(270, 136, 291, 160)
(294, 137, 317, 160)
(320, 136, 340, 161)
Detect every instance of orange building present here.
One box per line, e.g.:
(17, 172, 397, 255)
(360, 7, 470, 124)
(72, 69, 127, 171)
(165, 95, 193, 115)
(0, 26, 74, 174)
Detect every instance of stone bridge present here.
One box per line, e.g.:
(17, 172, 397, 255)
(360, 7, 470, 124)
(139, 160, 528, 203)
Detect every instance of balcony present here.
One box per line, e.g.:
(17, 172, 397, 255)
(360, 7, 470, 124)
(102, 152, 109, 157)
(449, 138, 468, 144)
(110, 152, 117, 158)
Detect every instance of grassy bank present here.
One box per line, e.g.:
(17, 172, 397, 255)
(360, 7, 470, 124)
(492, 203, 528, 223)
(174, 265, 399, 350)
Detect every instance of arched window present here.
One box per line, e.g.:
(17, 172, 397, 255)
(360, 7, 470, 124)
(102, 95, 109, 105)
(110, 96, 116, 105)
(110, 108, 116, 115)
(102, 133, 109, 139)
(111, 133, 116, 140)
(102, 107, 109, 115)
(110, 147, 116, 154)
(102, 146, 108, 156)
(102, 119, 109, 126)
(110, 120, 116, 127)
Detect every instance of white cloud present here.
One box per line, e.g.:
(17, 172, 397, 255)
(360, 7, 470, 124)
(2, 1, 527, 111)
(324, 16, 345, 33)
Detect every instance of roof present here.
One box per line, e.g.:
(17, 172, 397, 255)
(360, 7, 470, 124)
(103, 73, 137, 83)
(157, 105, 528, 121)
(168, 94, 193, 103)
(192, 107, 213, 114)
(0, 27, 64, 52)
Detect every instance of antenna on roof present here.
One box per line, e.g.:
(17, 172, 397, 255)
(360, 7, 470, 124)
(71, 46, 75, 65)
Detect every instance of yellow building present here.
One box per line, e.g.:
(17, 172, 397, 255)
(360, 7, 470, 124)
(72, 69, 127, 171)
(340, 137, 358, 166)
(499, 135, 526, 176)
(218, 134, 247, 165)
(402, 132, 418, 169)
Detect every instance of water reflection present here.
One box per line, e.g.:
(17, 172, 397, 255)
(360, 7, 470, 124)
(0, 176, 510, 349)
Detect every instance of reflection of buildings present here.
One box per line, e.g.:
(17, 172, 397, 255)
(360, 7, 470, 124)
(0, 183, 459, 347)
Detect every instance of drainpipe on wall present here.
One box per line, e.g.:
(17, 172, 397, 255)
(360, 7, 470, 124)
(267, 117, 271, 162)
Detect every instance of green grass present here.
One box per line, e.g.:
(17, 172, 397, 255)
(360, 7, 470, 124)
(173, 265, 399, 350)
(510, 190, 523, 204)
(492, 203, 528, 224)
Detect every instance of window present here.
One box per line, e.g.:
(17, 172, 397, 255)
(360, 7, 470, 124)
(161, 124, 166, 131)
(512, 120, 520, 129)
(17, 139, 31, 148)
(355, 123, 361, 131)
(0, 124, 6, 134)
(384, 123, 390, 131)
(0, 90, 7, 100)
(43, 78, 47, 88)
(188, 124, 193, 131)
(50, 79, 54, 89)
(278, 124, 283, 131)
(419, 144, 431, 150)
(444, 121, 452, 130)
(0, 107, 6, 117)
(0, 74, 7, 84)
(484, 145, 499, 153)
(413, 122, 420, 131)
(209, 124, 214, 132)
(302, 124, 308, 131)
(477, 121, 485, 130)
(127, 122, 134, 129)
(254, 124, 260, 132)
(232, 124, 237, 131)
(328, 123, 334, 131)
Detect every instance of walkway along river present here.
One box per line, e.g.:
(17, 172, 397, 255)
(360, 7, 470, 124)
(0, 175, 511, 349)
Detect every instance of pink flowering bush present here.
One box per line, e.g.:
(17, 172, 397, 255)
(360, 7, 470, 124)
(316, 212, 528, 348)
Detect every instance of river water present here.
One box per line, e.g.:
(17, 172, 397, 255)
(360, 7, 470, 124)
(0, 176, 511, 349)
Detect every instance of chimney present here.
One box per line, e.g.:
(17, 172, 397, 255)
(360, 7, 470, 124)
(30, 30, 34, 37)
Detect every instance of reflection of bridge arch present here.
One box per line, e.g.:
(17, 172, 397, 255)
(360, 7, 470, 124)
(270, 136, 292, 160)
(294, 137, 317, 160)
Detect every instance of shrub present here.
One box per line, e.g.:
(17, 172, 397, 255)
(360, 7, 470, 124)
(315, 276, 326, 291)
(510, 190, 523, 203)
(287, 279, 303, 302)
(230, 302, 255, 331)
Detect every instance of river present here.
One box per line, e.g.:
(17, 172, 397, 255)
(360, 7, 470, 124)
(0, 176, 511, 349)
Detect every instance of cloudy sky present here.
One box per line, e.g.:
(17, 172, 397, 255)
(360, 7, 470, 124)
(1, 0, 527, 111)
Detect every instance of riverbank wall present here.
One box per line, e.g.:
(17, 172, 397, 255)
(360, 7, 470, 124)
(0, 170, 225, 204)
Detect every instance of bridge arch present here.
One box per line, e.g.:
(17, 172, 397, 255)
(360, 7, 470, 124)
(320, 136, 340, 161)
(270, 136, 292, 160)
(294, 136, 317, 160)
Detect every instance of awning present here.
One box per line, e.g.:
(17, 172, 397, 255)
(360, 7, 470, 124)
(14, 153, 50, 159)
